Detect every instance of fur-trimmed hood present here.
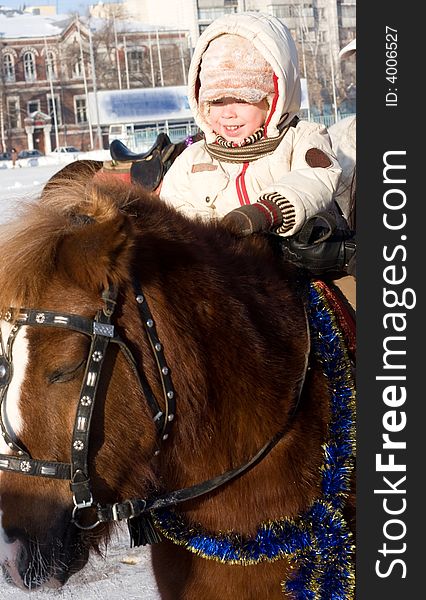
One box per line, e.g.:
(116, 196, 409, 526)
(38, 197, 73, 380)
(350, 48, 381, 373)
(187, 12, 301, 143)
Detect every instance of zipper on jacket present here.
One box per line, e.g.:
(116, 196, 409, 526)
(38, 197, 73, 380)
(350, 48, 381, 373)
(236, 162, 250, 205)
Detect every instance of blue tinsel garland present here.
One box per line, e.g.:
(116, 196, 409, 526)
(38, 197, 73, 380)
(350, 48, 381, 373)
(152, 281, 356, 599)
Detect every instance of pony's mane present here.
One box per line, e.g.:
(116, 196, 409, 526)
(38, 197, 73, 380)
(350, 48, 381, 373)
(0, 173, 297, 315)
(0, 177, 143, 311)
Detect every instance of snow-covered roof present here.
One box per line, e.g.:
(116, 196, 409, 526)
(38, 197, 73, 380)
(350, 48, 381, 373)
(0, 12, 189, 41)
(0, 14, 72, 38)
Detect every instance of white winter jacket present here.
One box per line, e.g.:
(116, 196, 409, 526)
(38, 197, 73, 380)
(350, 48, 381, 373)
(161, 12, 341, 237)
(329, 115, 356, 222)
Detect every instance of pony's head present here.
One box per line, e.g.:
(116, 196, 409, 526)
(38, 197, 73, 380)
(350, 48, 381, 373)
(0, 178, 160, 589)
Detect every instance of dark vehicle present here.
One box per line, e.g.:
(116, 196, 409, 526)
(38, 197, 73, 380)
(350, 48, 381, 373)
(17, 148, 44, 167)
(17, 149, 44, 159)
(0, 151, 12, 168)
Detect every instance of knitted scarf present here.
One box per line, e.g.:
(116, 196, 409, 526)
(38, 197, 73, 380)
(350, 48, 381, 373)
(205, 116, 298, 163)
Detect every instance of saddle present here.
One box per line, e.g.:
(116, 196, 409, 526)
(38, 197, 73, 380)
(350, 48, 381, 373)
(102, 131, 203, 192)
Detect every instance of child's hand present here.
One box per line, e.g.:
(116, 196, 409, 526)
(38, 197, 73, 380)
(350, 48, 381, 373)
(221, 200, 283, 237)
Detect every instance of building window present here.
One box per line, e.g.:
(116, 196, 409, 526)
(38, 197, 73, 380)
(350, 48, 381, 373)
(340, 2, 356, 27)
(198, 5, 237, 20)
(317, 30, 326, 43)
(7, 97, 20, 129)
(269, 4, 292, 19)
(270, 3, 314, 19)
(24, 51, 37, 82)
(73, 58, 84, 78)
(270, 3, 298, 18)
(47, 94, 61, 125)
(301, 27, 325, 43)
(75, 97, 87, 124)
(128, 49, 143, 74)
(2, 53, 15, 82)
(27, 100, 40, 115)
(45, 51, 57, 79)
(341, 4, 356, 18)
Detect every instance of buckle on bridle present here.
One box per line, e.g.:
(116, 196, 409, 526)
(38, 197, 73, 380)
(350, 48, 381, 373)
(70, 472, 99, 530)
(111, 499, 142, 521)
(73, 494, 94, 511)
(71, 500, 101, 531)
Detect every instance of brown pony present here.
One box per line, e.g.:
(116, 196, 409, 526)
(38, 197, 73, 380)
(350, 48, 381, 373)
(0, 171, 355, 598)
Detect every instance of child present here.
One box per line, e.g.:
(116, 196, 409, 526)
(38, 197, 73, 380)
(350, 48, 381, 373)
(160, 11, 342, 239)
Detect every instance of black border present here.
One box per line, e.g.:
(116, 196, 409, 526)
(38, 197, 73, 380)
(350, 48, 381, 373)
(357, 2, 422, 597)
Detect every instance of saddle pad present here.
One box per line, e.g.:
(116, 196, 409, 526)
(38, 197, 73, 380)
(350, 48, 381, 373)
(95, 160, 132, 184)
(314, 279, 356, 360)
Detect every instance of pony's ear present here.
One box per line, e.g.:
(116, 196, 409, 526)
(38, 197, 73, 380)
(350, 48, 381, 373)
(59, 185, 135, 294)
(41, 160, 104, 196)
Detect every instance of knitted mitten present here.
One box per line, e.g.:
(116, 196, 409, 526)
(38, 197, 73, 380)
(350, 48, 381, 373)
(221, 198, 286, 237)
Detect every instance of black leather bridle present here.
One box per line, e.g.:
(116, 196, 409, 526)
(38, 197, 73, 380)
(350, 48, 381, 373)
(0, 282, 309, 538)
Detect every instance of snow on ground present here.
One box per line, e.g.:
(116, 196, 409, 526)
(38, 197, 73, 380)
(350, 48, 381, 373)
(0, 152, 110, 222)
(0, 163, 161, 598)
(1, 163, 62, 218)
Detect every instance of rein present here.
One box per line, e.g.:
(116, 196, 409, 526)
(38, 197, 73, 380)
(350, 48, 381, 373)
(0, 281, 309, 539)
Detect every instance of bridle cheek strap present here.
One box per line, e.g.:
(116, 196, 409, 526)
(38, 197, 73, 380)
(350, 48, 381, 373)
(70, 315, 116, 509)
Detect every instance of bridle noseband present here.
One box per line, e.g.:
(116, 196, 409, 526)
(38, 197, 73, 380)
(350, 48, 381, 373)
(0, 282, 310, 540)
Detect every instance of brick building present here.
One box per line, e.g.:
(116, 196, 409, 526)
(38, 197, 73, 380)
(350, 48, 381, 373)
(0, 12, 191, 153)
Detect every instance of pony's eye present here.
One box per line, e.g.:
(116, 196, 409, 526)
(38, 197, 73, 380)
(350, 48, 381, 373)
(48, 360, 85, 384)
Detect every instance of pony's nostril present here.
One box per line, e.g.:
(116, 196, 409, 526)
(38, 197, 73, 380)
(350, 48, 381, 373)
(2, 527, 18, 544)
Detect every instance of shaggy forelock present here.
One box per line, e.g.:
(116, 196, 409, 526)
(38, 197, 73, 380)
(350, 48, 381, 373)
(0, 177, 138, 311)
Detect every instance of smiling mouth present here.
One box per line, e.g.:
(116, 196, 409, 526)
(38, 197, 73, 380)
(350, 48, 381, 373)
(224, 125, 242, 131)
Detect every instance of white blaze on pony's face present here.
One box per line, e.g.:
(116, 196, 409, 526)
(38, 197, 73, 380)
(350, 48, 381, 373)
(0, 320, 27, 457)
(0, 320, 28, 578)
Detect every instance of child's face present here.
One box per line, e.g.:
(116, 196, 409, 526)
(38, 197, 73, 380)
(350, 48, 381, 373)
(207, 97, 268, 144)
